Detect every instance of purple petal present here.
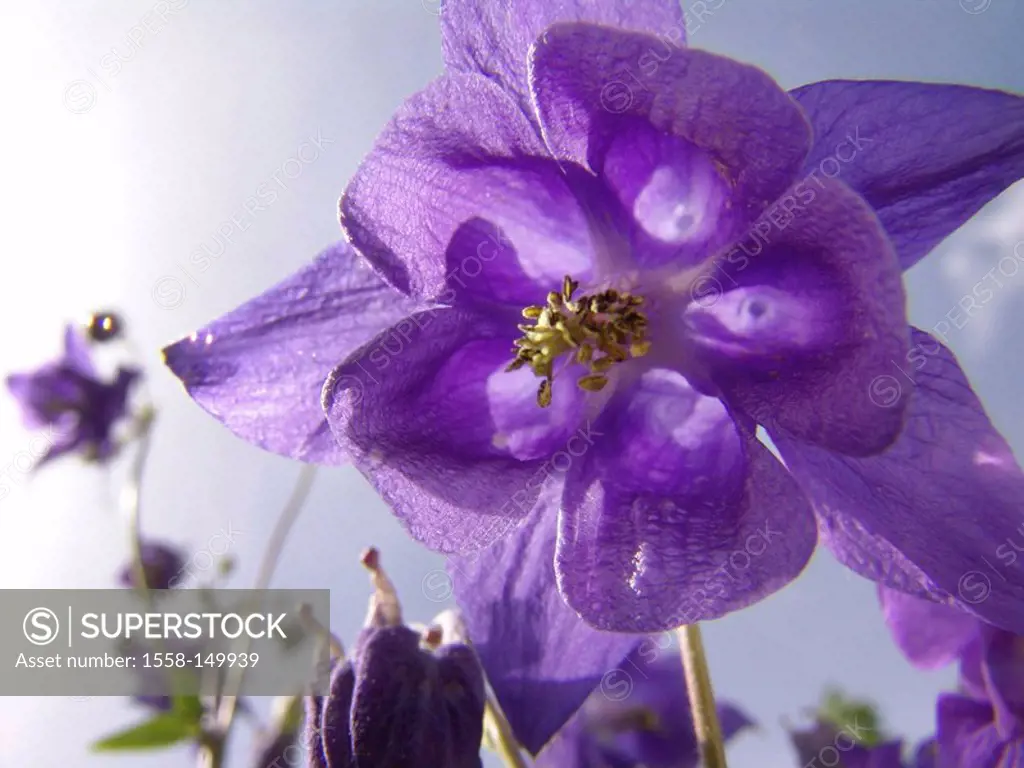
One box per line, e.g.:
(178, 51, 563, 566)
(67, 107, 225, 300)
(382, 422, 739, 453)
(977, 626, 1024, 740)
(601, 119, 743, 269)
(440, 0, 686, 129)
(774, 328, 1024, 635)
(703, 177, 909, 458)
(118, 541, 186, 591)
(790, 80, 1024, 271)
(162, 242, 414, 466)
(585, 647, 752, 767)
(339, 74, 601, 305)
(320, 662, 355, 767)
(556, 369, 816, 632)
(936, 693, 1004, 768)
(448, 499, 639, 755)
(530, 23, 810, 223)
(878, 587, 979, 670)
(324, 307, 587, 553)
(841, 741, 907, 768)
(303, 695, 328, 768)
(61, 324, 97, 378)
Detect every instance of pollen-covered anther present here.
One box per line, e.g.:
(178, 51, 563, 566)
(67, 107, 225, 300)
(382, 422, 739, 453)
(507, 274, 651, 407)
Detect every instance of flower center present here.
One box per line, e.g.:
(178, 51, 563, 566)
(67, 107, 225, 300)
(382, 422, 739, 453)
(506, 275, 651, 408)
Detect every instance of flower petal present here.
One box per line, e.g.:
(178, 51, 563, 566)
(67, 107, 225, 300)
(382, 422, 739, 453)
(601, 119, 744, 270)
(790, 80, 1024, 271)
(339, 73, 601, 305)
(319, 661, 355, 767)
(878, 587, 979, 670)
(936, 694, 1003, 768)
(773, 328, 1024, 635)
(324, 307, 586, 553)
(303, 694, 329, 768)
(162, 242, 413, 466)
(440, 0, 686, 129)
(62, 324, 97, 378)
(530, 23, 810, 222)
(448, 497, 639, 755)
(556, 369, 816, 632)
(703, 177, 909, 457)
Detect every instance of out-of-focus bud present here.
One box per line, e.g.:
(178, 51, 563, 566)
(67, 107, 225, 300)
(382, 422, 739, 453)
(118, 541, 185, 590)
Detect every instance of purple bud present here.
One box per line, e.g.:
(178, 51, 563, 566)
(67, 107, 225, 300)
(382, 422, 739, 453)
(304, 627, 485, 768)
(118, 542, 185, 590)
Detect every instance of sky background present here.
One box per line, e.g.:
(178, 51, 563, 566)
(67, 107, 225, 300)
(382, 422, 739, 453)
(1, 0, 1023, 766)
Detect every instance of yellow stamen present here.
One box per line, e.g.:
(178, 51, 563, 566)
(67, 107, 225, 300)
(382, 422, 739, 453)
(508, 274, 650, 407)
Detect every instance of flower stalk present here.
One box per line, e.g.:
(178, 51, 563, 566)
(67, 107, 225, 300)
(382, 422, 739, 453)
(677, 624, 728, 768)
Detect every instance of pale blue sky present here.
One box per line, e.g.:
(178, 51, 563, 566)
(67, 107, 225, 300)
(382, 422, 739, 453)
(1, 1, 1023, 766)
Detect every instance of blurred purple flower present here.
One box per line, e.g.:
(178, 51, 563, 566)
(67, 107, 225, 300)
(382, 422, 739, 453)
(880, 588, 1024, 767)
(7, 324, 139, 466)
(535, 645, 751, 768)
(117, 541, 186, 590)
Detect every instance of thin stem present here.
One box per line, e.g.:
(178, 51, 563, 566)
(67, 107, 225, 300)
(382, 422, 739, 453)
(484, 692, 530, 768)
(200, 465, 318, 768)
(677, 624, 727, 768)
(123, 408, 157, 601)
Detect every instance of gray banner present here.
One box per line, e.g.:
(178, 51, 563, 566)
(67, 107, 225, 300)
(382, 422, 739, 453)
(1, 589, 331, 696)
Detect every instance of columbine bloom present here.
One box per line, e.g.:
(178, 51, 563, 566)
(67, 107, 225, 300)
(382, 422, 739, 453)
(117, 541, 185, 590)
(164, 0, 1024, 638)
(7, 324, 139, 465)
(304, 550, 486, 767)
(536, 645, 751, 768)
(880, 588, 1024, 766)
(163, 0, 1024, 749)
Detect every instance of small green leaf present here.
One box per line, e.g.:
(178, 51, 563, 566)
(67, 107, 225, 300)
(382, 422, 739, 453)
(91, 713, 199, 752)
(817, 688, 885, 747)
(171, 694, 204, 725)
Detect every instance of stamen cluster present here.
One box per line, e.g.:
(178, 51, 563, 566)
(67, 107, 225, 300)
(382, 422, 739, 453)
(507, 275, 650, 407)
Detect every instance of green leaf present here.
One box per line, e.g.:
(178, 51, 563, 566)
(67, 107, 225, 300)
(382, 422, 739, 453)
(817, 688, 885, 747)
(171, 694, 204, 725)
(91, 713, 199, 752)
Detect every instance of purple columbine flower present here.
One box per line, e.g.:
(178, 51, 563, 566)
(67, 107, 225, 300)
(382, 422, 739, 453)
(7, 324, 139, 466)
(304, 550, 486, 767)
(536, 645, 751, 768)
(162, 0, 1024, 747)
(164, 0, 1024, 635)
(117, 541, 186, 590)
(880, 588, 1024, 767)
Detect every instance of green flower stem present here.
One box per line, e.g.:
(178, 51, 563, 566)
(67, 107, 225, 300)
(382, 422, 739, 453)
(677, 624, 728, 768)
(200, 465, 318, 768)
(484, 692, 531, 768)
